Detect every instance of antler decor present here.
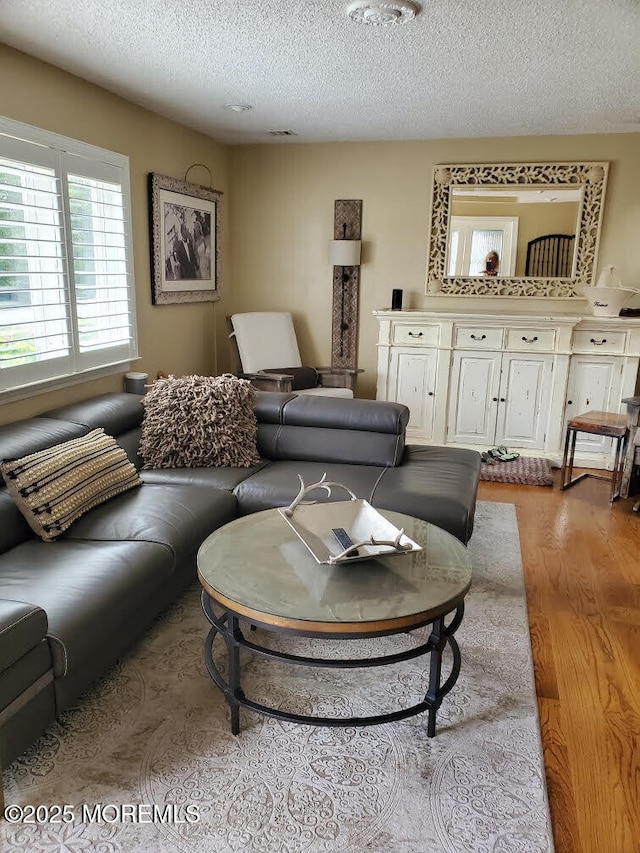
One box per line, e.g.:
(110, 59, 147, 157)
(282, 473, 358, 517)
(328, 528, 413, 564)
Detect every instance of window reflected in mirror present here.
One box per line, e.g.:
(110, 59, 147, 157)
(447, 187, 581, 278)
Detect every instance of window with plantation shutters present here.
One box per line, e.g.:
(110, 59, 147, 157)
(0, 117, 138, 396)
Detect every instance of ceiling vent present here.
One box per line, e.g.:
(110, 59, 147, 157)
(347, 1, 419, 25)
(268, 129, 298, 137)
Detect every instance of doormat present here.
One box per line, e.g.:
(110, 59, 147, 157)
(480, 455, 554, 486)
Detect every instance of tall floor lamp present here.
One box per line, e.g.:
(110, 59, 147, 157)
(329, 227, 361, 358)
(329, 199, 362, 369)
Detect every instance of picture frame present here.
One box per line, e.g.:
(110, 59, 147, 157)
(148, 172, 222, 305)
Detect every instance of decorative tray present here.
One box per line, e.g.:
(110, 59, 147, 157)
(278, 474, 422, 565)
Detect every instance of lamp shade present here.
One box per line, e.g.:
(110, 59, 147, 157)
(329, 239, 361, 267)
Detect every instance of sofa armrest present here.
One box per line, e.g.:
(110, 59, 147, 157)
(0, 600, 48, 677)
(0, 600, 52, 811)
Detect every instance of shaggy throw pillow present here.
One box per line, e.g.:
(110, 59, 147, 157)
(139, 374, 261, 469)
(0, 429, 142, 542)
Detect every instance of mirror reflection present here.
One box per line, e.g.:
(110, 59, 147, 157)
(446, 186, 582, 278)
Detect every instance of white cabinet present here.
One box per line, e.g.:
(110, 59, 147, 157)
(388, 347, 438, 440)
(447, 350, 553, 449)
(498, 353, 553, 449)
(374, 310, 640, 466)
(447, 350, 500, 446)
(564, 355, 623, 456)
(562, 318, 640, 465)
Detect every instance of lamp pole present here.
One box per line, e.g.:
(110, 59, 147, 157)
(340, 223, 348, 357)
(329, 199, 362, 370)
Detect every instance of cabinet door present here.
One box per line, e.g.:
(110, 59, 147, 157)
(495, 354, 553, 449)
(388, 348, 438, 440)
(565, 356, 623, 455)
(447, 351, 501, 446)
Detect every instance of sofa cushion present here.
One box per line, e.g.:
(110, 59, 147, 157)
(233, 460, 387, 515)
(253, 391, 298, 423)
(267, 395, 409, 467)
(0, 490, 35, 554)
(41, 392, 144, 437)
(63, 483, 238, 567)
(1, 429, 142, 541)
(141, 462, 269, 490)
(140, 374, 261, 469)
(0, 539, 175, 677)
(0, 417, 88, 465)
(370, 445, 482, 544)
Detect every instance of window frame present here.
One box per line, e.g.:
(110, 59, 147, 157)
(0, 116, 138, 402)
(447, 216, 519, 277)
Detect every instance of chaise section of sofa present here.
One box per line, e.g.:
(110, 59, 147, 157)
(232, 393, 481, 544)
(371, 445, 481, 547)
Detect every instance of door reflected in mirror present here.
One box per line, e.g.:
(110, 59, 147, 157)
(447, 186, 582, 278)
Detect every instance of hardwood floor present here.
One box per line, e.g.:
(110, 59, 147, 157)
(477, 471, 640, 853)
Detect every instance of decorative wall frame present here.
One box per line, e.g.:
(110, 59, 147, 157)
(148, 172, 222, 305)
(426, 161, 609, 298)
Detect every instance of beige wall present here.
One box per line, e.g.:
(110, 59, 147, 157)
(0, 46, 229, 424)
(2, 46, 640, 416)
(227, 137, 640, 399)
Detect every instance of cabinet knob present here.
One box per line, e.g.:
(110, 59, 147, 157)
(408, 331, 423, 337)
(522, 336, 538, 343)
(492, 397, 498, 402)
(590, 338, 607, 345)
(428, 391, 434, 396)
(470, 333, 486, 341)
(567, 400, 573, 405)
(500, 397, 506, 403)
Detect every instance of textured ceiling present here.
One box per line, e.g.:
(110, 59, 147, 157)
(2, 0, 640, 144)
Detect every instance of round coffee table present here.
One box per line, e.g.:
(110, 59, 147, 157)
(197, 508, 472, 737)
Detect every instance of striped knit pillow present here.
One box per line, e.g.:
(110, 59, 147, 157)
(0, 429, 141, 541)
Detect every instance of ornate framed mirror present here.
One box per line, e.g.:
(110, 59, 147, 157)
(426, 162, 609, 298)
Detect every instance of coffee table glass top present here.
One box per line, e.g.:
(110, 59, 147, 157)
(197, 508, 472, 630)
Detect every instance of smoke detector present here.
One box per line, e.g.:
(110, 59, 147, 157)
(224, 103, 252, 113)
(347, 1, 419, 25)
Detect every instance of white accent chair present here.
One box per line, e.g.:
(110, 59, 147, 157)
(228, 312, 360, 398)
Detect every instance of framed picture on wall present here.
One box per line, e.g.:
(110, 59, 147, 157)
(148, 172, 222, 305)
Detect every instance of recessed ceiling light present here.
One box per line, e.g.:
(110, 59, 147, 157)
(224, 103, 252, 113)
(347, 1, 419, 25)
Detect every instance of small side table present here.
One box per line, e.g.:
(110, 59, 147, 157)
(560, 411, 629, 502)
(620, 396, 640, 500)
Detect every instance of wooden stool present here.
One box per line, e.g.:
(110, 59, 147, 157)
(560, 411, 629, 502)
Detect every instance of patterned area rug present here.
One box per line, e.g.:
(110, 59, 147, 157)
(1, 502, 554, 853)
(480, 456, 555, 486)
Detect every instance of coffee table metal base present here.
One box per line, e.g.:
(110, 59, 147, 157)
(201, 590, 463, 738)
